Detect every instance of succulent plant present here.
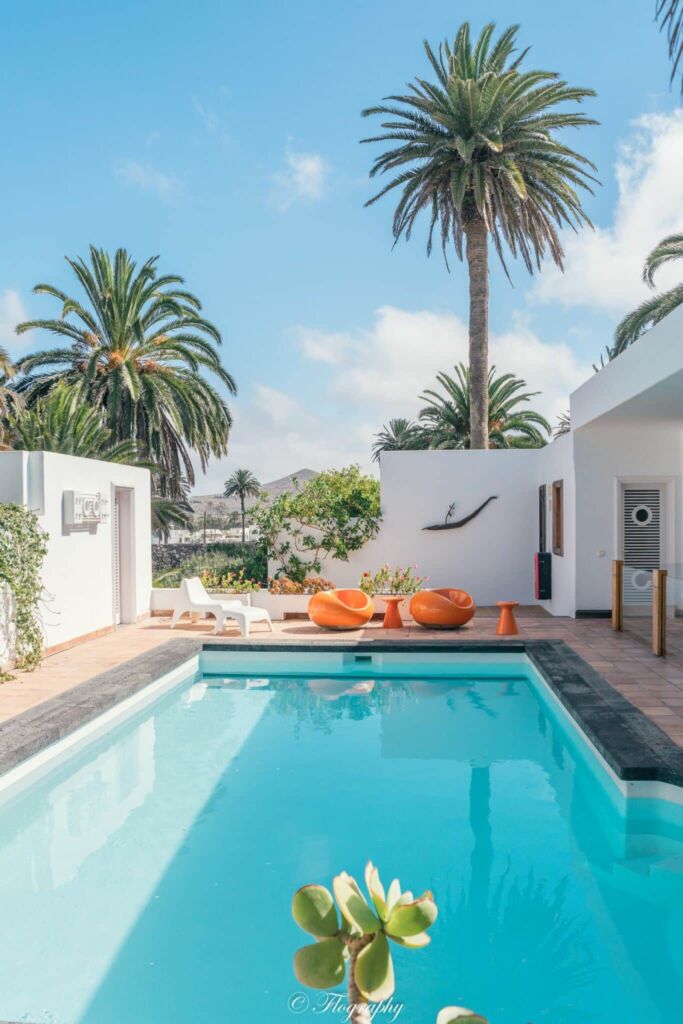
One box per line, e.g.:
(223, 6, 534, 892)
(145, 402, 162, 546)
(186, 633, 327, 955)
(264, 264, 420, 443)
(292, 861, 437, 1023)
(437, 1009, 489, 1024)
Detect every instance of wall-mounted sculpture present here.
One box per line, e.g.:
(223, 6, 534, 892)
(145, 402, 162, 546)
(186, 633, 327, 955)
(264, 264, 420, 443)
(423, 496, 498, 531)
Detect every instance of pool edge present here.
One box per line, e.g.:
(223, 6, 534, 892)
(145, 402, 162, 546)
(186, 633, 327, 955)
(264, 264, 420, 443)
(0, 637, 681, 790)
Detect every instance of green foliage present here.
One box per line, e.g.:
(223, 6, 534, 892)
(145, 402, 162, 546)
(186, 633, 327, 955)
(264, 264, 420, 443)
(292, 861, 437, 1004)
(9, 382, 144, 463)
(0, 503, 48, 669)
(152, 495, 193, 542)
(153, 543, 266, 588)
(419, 364, 551, 449)
(361, 21, 597, 274)
(656, 0, 683, 90)
(253, 467, 381, 583)
(371, 418, 428, 462)
(613, 233, 683, 355)
(198, 568, 260, 593)
(15, 246, 235, 499)
(0, 346, 20, 443)
(359, 564, 426, 595)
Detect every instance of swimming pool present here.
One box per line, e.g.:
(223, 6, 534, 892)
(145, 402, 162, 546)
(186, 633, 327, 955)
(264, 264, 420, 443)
(1, 648, 682, 1023)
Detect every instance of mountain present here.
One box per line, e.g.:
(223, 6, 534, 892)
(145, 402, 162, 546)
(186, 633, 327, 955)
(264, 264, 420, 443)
(190, 469, 318, 517)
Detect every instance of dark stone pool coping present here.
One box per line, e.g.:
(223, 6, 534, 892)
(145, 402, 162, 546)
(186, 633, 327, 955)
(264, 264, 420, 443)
(1, 637, 682, 788)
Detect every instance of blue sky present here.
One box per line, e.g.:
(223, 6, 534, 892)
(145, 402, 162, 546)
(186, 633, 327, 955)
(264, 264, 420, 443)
(1, 0, 681, 489)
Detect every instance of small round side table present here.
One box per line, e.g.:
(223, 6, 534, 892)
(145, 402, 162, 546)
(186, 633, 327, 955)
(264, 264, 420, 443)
(380, 596, 405, 629)
(496, 601, 519, 636)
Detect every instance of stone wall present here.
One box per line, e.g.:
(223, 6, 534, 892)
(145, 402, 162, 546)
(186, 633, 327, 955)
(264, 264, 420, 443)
(152, 541, 256, 573)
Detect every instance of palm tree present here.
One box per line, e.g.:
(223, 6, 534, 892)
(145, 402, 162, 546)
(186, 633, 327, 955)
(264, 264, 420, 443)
(419, 364, 551, 449)
(0, 346, 21, 446)
(613, 233, 683, 355)
(9, 382, 142, 463)
(554, 410, 571, 437)
(362, 22, 596, 449)
(371, 417, 427, 462)
(224, 468, 261, 542)
(657, 0, 683, 89)
(152, 494, 193, 543)
(14, 246, 235, 497)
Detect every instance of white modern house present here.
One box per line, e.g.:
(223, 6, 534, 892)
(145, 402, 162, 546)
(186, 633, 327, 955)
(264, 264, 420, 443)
(318, 305, 683, 618)
(0, 451, 152, 658)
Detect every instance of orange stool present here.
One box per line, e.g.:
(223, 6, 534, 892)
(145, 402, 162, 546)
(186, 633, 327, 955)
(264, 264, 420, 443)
(380, 595, 404, 629)
(496, 601, 519, 636)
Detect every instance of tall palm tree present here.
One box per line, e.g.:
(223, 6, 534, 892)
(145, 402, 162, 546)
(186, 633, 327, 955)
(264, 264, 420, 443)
(371, 417, 427, 462)
(224, 468, 261, 542)
(613, 233, 683, 355)
(9, 382, 142, 462)
(152, 494, 193, 543)
(362, 22, 596, 449)
(657, 0, 683, 89)
(419, 364, 550, 449)
(14, 246, 235, 497)
(0, 346, 21, 446)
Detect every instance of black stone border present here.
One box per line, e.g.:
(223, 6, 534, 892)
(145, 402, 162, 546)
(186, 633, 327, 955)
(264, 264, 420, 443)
(1, 637, 682, 788)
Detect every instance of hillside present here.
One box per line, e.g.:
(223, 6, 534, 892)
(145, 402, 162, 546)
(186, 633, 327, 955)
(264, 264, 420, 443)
(190, 469, 318, 516)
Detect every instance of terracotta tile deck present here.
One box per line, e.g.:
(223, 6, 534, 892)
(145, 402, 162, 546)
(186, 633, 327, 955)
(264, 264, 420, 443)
(3, 608, 683, 748)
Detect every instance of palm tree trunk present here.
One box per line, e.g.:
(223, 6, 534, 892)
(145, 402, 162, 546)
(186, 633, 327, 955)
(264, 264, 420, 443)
(464, 215, 490, 450)
(240, 495, 246, 543)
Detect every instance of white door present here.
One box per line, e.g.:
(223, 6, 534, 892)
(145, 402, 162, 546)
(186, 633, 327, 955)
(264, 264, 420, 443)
(113, 494, 121, 625)
(622, 486, 662, 605)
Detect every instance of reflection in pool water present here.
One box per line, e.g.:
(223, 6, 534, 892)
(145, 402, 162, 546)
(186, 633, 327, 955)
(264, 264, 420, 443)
(0, 667, 682, 1023)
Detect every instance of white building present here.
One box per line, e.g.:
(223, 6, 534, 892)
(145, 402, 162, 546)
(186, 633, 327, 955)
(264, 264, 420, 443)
(316, 305, 683, 618)
(0, 451, 152, 658)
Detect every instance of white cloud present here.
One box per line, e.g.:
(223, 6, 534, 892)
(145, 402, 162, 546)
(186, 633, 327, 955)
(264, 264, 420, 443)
(270, 148, 329, 211)
(0, 288, 31, 352)
(193, 305, 591, 491)
(295, 305, 589, 425)
(534, 110, 683, 315)
(117, 160, 181, 203)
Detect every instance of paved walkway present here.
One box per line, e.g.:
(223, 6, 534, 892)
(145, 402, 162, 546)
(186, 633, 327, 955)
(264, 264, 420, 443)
(2, 608, 683, 747)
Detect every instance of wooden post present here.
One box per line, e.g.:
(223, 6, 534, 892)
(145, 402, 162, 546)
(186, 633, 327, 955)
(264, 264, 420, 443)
(653, 568, 667, 657)
(612, 560, 623, 632)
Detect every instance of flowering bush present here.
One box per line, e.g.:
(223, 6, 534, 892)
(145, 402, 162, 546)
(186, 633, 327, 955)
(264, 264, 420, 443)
(359, 564, 426, 596)
(200, 568, 261, 593)
(268, 576, 335, 595)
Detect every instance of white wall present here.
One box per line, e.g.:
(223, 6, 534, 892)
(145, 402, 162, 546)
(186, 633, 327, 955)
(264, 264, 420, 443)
(0, 451, 152, 653)
(311, 450, 541, 606)
(573, 424, 683, 611)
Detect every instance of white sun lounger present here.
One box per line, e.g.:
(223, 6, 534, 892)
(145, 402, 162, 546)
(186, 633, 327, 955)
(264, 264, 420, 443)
(170, 577, 273, 637)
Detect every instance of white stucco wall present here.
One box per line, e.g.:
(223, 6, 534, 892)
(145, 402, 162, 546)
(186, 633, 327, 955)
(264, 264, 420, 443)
(573, 425, 683, 612)
(311, 450, 541, 606)
(0, 451, 152, 653)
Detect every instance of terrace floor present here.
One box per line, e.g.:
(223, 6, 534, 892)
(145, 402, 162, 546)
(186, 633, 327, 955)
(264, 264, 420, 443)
(3, 608, 683, 747)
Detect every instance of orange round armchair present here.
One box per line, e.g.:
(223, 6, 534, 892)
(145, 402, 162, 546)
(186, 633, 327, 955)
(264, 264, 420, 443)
(409, 588, 475, 629)
(307, 589, 375, 630)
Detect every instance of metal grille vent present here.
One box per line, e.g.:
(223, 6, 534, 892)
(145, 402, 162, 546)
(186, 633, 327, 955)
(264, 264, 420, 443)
(623, 488, 660, 604)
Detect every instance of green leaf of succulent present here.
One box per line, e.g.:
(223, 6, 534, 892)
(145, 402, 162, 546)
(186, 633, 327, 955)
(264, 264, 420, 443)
(391, 930, 431, 948)
(333, 871, 381, 935)
(355, 932, 395, 1001)
(436, 1009, 488, 1024)
(386, 892, 438, 938)
(385, 878, 402, 917)
(294, 938, 346, 990)
(292, 885, 339, 938)
(364, 861, 387, 918)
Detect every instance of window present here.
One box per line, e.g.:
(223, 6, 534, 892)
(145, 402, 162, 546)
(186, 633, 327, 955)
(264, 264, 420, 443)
(538, 485, 547, 553)
(552, 480, 564, 556)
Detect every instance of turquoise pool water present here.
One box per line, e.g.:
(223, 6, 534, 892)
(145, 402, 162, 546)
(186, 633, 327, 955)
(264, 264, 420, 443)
(1, 652, 682, 1023)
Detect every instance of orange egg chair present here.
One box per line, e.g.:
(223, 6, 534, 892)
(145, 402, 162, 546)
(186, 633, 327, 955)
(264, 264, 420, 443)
(409, 588, 475, 629)
(307, 589, 375, 630)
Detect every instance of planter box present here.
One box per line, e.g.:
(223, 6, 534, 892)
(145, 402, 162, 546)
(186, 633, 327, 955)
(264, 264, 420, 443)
(251, 591, 311, 620)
